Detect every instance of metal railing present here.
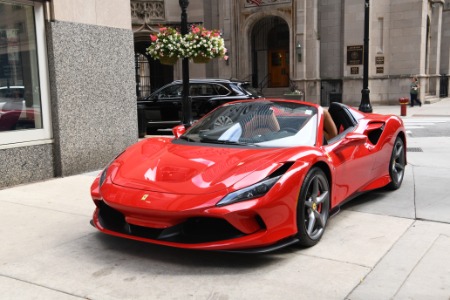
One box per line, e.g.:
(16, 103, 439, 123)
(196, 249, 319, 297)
(258, 73, 270, 94)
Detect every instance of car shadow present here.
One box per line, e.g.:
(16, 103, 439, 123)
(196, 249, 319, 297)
(93, 232, 293, 272)
(90, 192, 394, 271)
(340, 188, 390, 210)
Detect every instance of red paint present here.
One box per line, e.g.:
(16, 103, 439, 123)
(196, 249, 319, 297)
(91, 100, 406, 251)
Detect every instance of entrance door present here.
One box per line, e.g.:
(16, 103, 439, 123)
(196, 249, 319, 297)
(269, 49, 289, 87)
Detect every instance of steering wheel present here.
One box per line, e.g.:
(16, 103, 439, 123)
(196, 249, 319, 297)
(214, 115, 233, 128)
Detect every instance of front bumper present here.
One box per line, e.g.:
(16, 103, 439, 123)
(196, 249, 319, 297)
(91, 180, 300, 251)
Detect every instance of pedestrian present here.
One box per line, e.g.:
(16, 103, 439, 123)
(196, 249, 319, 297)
(410, 76, 422, 107)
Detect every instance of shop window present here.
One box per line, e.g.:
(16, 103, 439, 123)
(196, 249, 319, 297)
(0, 1, 51, 146)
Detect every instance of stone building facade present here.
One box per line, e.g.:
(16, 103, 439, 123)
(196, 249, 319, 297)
(133, 0, 450, 105)
(1, 0, 449, 188)
(0, 0, 137, 188)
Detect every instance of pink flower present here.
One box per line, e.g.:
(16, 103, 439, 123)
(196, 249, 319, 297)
(150, 35, 158, 42)
(224, 56, 229, 61)
(191, 26, 200, 34)
(159, 27, 167, 33)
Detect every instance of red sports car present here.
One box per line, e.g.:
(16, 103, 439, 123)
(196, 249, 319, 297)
(90, 100, 406, 252)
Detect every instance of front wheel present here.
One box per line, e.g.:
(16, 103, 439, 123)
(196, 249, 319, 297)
(296, 167, 330, 247)
(386, 136, 406, 190)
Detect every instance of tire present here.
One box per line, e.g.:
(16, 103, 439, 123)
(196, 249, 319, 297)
(296, 167, 330, 247)
(386, 136, 406, 190)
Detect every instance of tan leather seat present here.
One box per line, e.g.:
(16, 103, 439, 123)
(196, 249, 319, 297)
(242, 110, 280, 138)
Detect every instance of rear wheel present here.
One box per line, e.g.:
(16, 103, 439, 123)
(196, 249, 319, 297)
(386, 136, 406, 190)
(296, 167, 330, 247)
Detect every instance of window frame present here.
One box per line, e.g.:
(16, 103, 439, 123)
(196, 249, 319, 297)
(0, 1, 52, 148)
(214, 84, 231, 96)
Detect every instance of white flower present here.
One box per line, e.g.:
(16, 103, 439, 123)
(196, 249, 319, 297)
(147, 25, 227, 62)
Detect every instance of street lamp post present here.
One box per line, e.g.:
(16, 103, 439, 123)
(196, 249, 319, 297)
(179, 0, 192, 127)
(359, 0, 373, 113)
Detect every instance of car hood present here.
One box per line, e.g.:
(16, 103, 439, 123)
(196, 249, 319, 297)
(111, 138, 293, 195)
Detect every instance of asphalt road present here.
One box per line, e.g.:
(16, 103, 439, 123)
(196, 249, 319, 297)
(404, 117, 450, 137)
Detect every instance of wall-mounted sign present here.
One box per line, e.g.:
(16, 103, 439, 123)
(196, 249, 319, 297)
(351, 67, 359, 74)
(375, 56, 384, 64)
(347, 45, 363, 65)
(376, 67, 384, 74)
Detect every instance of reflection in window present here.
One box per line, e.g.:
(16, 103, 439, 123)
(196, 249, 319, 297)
(271, 52, 282, 66)
(162, 85, 182, 97)
(0, 2, 42, 132)
(215, 85, 230, 96)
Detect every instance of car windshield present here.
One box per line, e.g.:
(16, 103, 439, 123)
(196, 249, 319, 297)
(180, 101, 318, 147)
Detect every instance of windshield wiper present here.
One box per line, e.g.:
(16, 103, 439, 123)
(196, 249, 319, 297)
(178, 135, 197, 142)
(200, 138, 259, 147)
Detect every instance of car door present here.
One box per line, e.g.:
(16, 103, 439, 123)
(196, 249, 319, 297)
(325, 128, 375, 205)
(147, 84, 182, 124)
(189, 83, 205, 119)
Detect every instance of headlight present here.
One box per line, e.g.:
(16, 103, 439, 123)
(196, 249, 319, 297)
(98, 150, 125, 188)
(216, 176, 281, 207)
(99, 167, 108, 187)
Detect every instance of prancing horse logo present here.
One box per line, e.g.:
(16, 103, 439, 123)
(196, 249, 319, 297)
(141, 194, 149, 201)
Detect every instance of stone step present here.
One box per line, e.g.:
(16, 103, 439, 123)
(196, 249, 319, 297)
(261, 87, 291, 98)
(424, 96, 442, 104)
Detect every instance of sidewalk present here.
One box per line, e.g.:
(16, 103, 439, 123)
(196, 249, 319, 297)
(369, 97, 450, 117)
(348, 97, 450, 299)
(0, 99, 449, 299)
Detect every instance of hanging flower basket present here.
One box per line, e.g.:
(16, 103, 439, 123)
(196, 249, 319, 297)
(185, 25, 228, 62)
(192, 55, 211, 64)
(147, 25, 228, 63)
(159, 56, 178, 65)
(146, 27, 183, 63)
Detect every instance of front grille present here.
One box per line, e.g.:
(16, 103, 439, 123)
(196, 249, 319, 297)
(97, 201, 246, 244)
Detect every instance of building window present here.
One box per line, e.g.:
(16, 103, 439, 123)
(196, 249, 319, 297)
(377, 17, 384, 54)
(0, 1, 51, 146)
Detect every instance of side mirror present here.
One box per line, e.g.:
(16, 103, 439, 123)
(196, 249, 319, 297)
(334, 132, 367, 151)
(172, 124, 186, 138)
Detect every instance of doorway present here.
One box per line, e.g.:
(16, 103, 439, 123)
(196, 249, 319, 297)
(321, 80, 343, 107)
(134, 40, 174, 99)
(251, 16, 290, 89)
(269, 49, 289, 87)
